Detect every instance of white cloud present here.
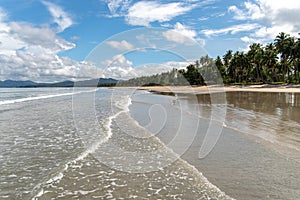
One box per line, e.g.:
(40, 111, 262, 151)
(101, 54, 190, 80)
(132, 61, 188, 78)
(41, 1, 73, 32)
(228, 0, 300, 41)
(126, 1, 195, 26)
(107, 0, 123, 14)
(106, 0, 132, 16)
(0, 7, 102, 82)
(9, 22, 75, 53)
(163, 22, 199, 45)
(106, 40, 134, 50)
(202, 23, 261, 37)
(101, 54, 136, 79)
(71, 36, 80, 40)
(0, 51, 104, 82)
(241, 36, 260, 44)
(0, 7, 7, 21)
(198, 17, 209, 21)
(102, 54, 133, 68)
(228, 2, 264, 21)
(228, 5, 246, 20)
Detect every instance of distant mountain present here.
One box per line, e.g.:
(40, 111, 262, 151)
(0, 80, 39, 87)
(48, 80, 75, 87)
(0, 78, 118, 88)
(76, 78, 118, 87)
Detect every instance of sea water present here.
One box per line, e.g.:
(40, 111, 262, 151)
(129, 91, 300, 200)
(0, 88, 231, 199)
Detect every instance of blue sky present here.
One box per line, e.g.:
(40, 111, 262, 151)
(1, 0, 300, 81)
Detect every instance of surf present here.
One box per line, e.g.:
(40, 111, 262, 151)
(0, 89, 98, 106)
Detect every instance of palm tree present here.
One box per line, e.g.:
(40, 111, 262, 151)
(223, 50, 233, 68)
(223, 50, 233, 82)
(291, 36, 300, 83)
(275, 32, 293, 82)
(238, 52, 251, 83)
(227, 51, 243, 83)
(247, 43, 264, 82)
(185, 64, 203, 85)
(215, 56, 226, 81)
(263, 43, 278, 82)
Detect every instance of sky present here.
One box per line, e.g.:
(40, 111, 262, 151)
(1, 0, 300, 82)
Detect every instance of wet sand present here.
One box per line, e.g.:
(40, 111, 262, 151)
(132, 84, 300, 94)
(129, 89, 300, 200)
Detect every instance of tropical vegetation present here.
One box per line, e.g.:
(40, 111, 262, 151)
(119, 32, 300, 86)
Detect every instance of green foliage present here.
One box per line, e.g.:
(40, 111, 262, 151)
(118, 69, 191, 86)
(119, 32, 300, 86)
(219, 32, 300, 84)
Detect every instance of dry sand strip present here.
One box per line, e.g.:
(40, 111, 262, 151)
(124, 84, 300, 94)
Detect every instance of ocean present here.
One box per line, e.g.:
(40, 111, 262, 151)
(0, 88, 230, 199)
(1, 88, 299, 199)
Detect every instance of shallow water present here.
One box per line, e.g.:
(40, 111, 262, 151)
(130, 91, 300, 200)
(0, 88, 231, 199)
(194, 92, 300, 153)
(2, 88, 299, 199)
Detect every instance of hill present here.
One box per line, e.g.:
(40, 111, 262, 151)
(0, 78, 118, 88)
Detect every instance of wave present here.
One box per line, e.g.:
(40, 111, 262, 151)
(0, 89, 98, 106)
(125, 93, 231, 198)
(98, 95, 133, 149)
(31, 90, 231, 199)
(31, 94, 132, 199)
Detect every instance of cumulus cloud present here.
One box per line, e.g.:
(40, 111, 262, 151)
(101, 54, 135, 79)
(228, 0, 300, 42)
(105, 0, 132, 16)
(131, 62, 188, 78)
(0, 7, 102, 82)
(107, 0, 123, 14)
(106, 40, 134, 50)
(102, 54, 133, 68)
(130, 61, 190, 79)
(41, 1, 73, 32)
(228, 2, 264, 21)
(0, 50, 103, 82)
(9, 22, 75, 53)
(101, 54, 189, 80)
(163, 22, 198, 44)
(126, 1, 195, 26)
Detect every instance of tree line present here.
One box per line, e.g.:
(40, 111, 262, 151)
(119, 32, 300, 86)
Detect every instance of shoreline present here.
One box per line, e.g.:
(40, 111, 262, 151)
(130, 90, 300, 200)
(115, 84, 300, 94)
(128, 87, 300, 199)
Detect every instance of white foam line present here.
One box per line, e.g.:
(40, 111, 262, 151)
(74, 95, 132, 162)
(126, 94, 233, 199)
(32, 94, 132, 199)
(70, 95, 132, 167)
(0, 89, 98, 106)
(104, 95, 132, 140)
(32, 163, 68, 200)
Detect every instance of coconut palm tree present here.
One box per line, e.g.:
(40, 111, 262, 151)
(275, 32, 294, 82)
(215, 56, 226, 81)
(291, 36, 300, 83)
(247, 43, 264, 82)
(263, 43, 278, 82)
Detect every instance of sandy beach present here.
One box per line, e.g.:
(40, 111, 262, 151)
(128, 86, 300, 200)
(133, 84, 300, 94)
